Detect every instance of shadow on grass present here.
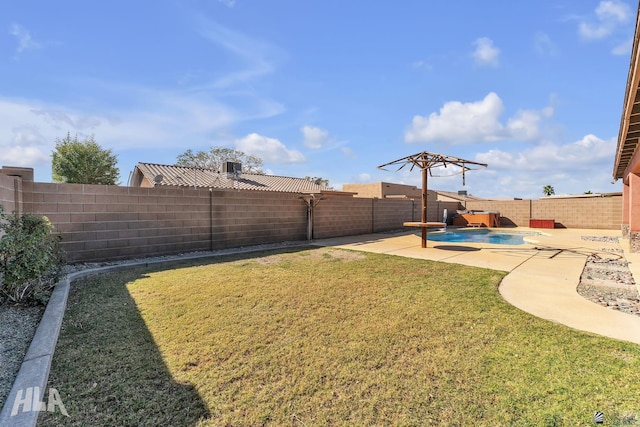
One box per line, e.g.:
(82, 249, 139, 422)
(38, 267, 210, 426)
(39, 246, 314, 426)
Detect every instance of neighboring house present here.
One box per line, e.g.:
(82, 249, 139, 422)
(130, 162, 346, 195)
(613, 3, 640, 250)
(433, 190, 486, 203)
(342, 182, 436, 200)
(341, 182, 488, 203)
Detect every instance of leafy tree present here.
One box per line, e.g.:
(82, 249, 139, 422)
(52, 133, 119, 184)
(542, 185, 555, 196)
(176, 147, 264, 174)
(305, 176, 330, 187)
(584, 190, 593, 194)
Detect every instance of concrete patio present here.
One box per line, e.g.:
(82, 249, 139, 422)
(313, 227, 640, 345)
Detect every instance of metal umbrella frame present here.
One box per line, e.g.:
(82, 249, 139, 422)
(378, 151, 487, 248)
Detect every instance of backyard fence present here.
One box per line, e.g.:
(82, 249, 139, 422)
(0, 170, 622, 263)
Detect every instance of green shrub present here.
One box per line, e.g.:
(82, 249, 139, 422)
(0, 206, 66, 304)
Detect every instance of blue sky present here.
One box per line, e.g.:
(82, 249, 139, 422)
(1, 0, 636, 198)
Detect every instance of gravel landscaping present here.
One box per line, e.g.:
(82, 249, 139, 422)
(577, 249, 640, 316)
(0, 304, 43, 408)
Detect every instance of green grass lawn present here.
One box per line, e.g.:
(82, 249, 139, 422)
(41, 247, 640, 426)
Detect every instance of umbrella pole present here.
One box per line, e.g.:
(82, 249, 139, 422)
(421, 168, 428, 248)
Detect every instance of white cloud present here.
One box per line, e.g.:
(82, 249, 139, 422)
(578, 0, 631, 40)
(533, 32, 558, 56)
(471, 134, 616, 196)
(340, 147, 356, 158)
(596, 0, 630, 22)
(506, 106, 553, 140)
(471, 37, 500, 67)
(301, 125, 329, 149)
(380, 133, 617, 198)
(234, 133, 305, 164)
(412, 60, 433, 71)
(477, 134, 614, 171)
(612, 37, 633, 55)
(405, 92, 552, 144)
(9, 24, 41, 53)
(0, 101, 53, 169)
(0, 89, 244, 164)
(406, 92, 504, 143)
(0, 146, 49, 167)
(196, 19, 284, 90)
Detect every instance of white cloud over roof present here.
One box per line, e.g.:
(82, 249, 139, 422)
(301, 125, 329, 149)
(234, 133, 305, 164)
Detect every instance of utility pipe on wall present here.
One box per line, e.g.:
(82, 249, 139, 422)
(300, 194, 324, 240)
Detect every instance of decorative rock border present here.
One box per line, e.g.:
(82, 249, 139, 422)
(577, 250, 640, 317)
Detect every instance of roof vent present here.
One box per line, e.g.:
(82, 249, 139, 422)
(223, 162, 242, 174)
(458, 190, 468, 196)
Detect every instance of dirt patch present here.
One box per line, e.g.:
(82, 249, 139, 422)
(307, 248, 366, 262)
(252, 254, 288, 265)
(229, 248, 366, 266)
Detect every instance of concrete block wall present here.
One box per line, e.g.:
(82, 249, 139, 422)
(313, 198, 458, 239)
(22, 182, 214, 263)
(209, 189, 307, 249)
(431, 201, 461, 223)
(21, 183, 309, 263)
(0, 167, 625, 262)
(533, 197, 621, 229)
(373, 199, 413, 231)
(466, 197, 622, 229)
(0, 173, 17, 213)
(313, 197, 373, 238)
(465, 200, 532, 227)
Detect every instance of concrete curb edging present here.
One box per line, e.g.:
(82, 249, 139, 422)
(0, 278, 70, 427)
(0, 242, 307, 427)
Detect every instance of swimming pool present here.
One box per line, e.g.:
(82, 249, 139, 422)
(426, 229, 538, 245)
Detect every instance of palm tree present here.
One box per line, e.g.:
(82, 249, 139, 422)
(542, 185, 555, 196)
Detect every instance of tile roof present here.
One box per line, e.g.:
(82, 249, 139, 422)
(133, 162, 332, 193)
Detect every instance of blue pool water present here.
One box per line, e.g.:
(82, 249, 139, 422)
(427, 229, 536, 245)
